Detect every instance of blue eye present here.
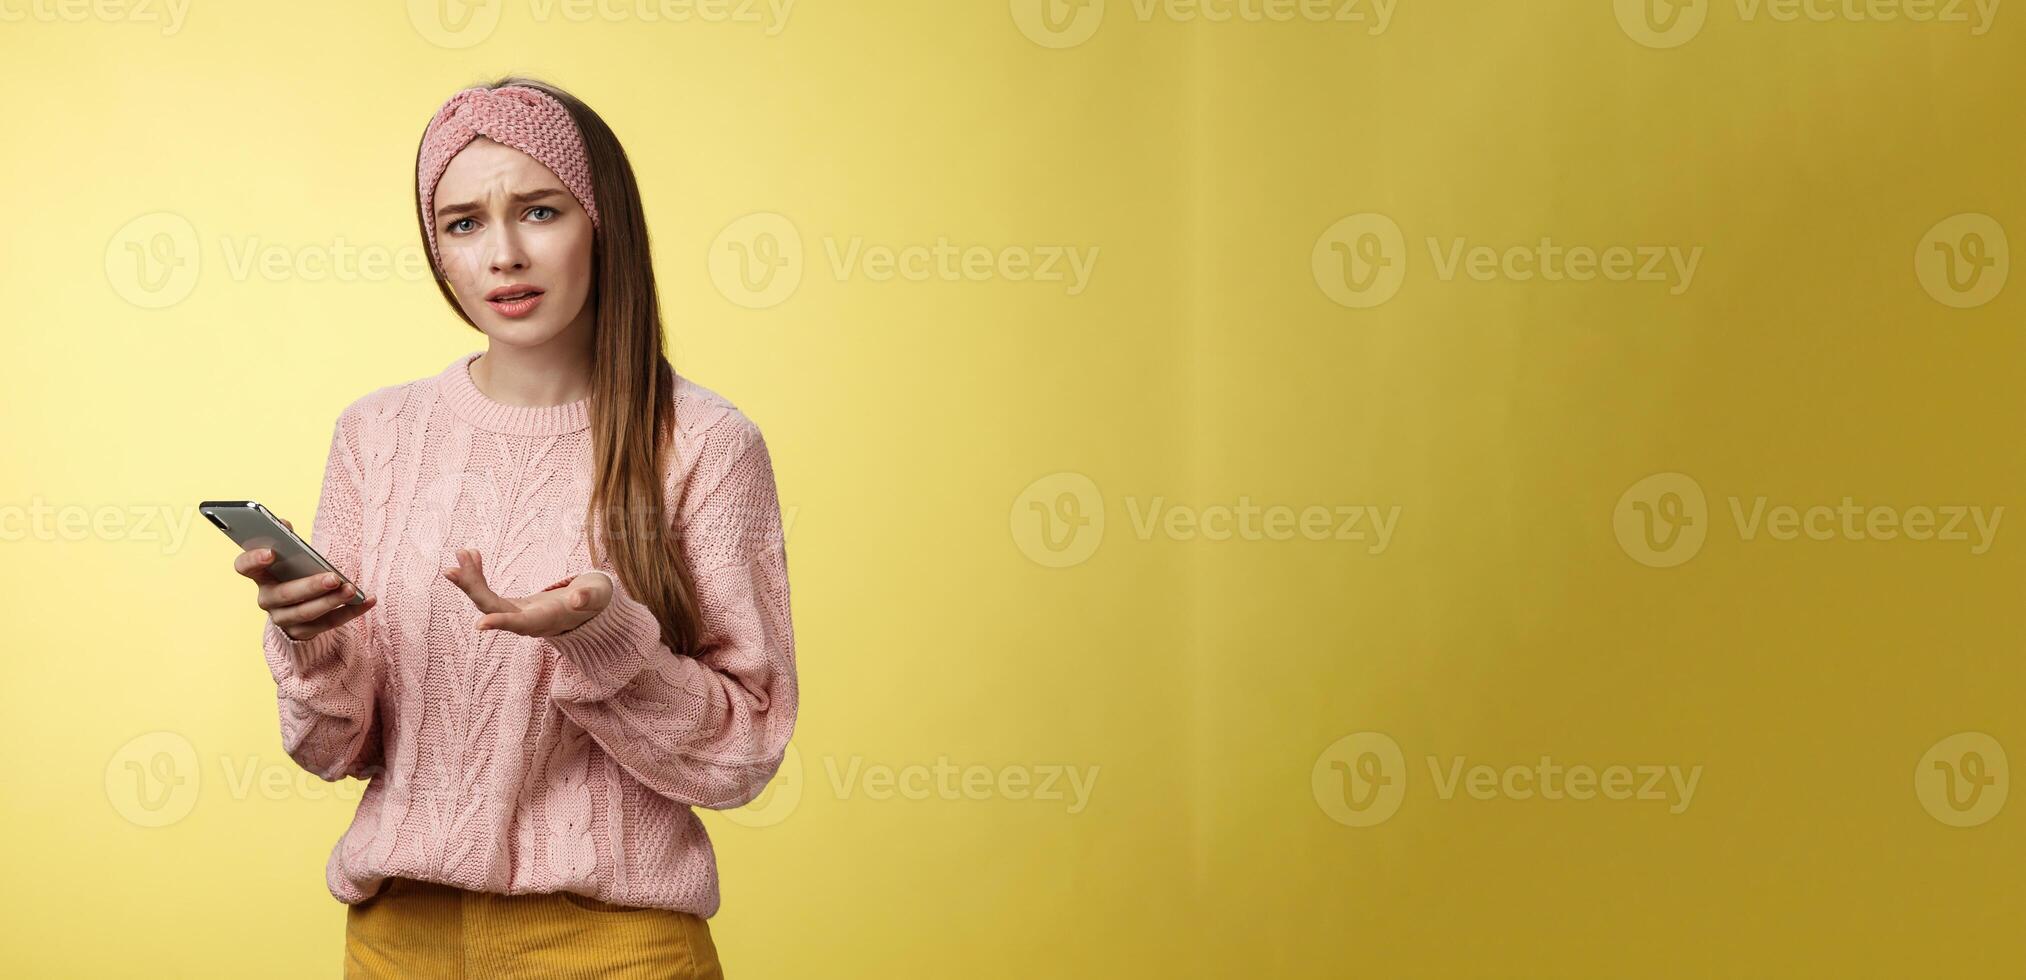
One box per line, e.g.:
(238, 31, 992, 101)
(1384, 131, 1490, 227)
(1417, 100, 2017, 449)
(528, 206, 557, 221)
(448, 218, 475, 234)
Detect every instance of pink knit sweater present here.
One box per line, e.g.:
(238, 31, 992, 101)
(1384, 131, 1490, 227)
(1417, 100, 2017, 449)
(262, 350, 796, 918)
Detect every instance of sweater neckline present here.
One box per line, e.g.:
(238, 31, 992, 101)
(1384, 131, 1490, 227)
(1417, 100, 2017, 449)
(439, 350, 592, 436)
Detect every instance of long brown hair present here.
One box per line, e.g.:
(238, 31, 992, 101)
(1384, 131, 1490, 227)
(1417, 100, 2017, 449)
(414, 75, 701, 657)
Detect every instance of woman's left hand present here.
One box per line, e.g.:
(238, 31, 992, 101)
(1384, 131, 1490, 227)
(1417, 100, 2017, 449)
(444, 547, 614, 637)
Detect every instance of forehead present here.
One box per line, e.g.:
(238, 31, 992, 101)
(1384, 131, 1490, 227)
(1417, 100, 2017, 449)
(437, 137, 565, 193)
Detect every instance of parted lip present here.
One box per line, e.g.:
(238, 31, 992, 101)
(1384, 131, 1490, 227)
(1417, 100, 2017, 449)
(485, 283, 545, 301)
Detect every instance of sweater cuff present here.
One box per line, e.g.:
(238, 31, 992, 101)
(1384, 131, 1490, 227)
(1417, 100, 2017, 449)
(265, 618, 345, 674)
(547, 572, 658, 702)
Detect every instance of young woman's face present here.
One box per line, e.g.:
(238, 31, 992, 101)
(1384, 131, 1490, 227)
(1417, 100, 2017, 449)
(431, 137, 595, 347)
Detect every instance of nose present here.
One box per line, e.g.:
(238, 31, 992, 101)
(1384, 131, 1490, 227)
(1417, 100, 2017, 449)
(488, 224, 529, 276)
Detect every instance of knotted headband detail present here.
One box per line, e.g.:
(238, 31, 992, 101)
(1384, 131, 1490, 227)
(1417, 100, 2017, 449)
(417, 85, 601, 268)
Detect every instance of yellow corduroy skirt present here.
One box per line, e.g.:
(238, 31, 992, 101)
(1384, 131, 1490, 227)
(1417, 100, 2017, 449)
(343, 875, 723, 979)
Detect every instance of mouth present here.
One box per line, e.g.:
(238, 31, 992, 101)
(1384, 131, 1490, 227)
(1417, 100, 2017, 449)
(484, 285, 546, 318)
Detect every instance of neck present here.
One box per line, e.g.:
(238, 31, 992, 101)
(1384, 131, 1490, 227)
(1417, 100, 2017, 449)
(470, 332, 594, 407)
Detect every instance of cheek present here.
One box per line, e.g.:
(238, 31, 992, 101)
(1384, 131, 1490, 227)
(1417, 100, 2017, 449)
(438, 242, 488, 296)
(562, 222, 595, 279)
(538, 226, 595, 299)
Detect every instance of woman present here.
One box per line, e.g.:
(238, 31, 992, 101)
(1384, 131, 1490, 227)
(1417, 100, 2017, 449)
(235, 77, 797, 979)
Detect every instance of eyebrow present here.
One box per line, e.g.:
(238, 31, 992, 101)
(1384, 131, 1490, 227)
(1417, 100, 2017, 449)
(435, 188, 570, 220)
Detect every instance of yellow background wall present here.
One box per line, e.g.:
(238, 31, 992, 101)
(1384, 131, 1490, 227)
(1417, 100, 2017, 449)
(1, 1, 2019, 976)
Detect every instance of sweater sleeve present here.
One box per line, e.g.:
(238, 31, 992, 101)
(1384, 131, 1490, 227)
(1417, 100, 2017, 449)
(543, 421, 798, 810)
(261, 410, 383, 782)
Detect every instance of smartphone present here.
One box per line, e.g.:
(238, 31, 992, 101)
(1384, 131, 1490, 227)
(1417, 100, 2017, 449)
(199, 500, 369, 605)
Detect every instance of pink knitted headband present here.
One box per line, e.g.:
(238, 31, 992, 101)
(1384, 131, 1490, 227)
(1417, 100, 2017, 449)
(417, 84, 601, 268)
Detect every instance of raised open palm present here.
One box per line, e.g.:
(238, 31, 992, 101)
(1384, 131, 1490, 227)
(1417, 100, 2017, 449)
(444, 547, 613, 637)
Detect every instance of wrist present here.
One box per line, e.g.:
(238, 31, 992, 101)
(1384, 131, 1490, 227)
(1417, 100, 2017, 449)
(545, 570, 657, 701)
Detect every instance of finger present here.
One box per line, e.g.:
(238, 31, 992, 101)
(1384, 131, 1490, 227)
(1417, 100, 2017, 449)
(258, 570, 349, 611)
(278, 517, 293, 531)
(566, 573, 612, 612)
(314, 595, 374, 632)
(475, 607, 544, 634)
(445, 548, 516, 614)
(276, 588, 376, 632)
(270, 577, 361, 623)
(279, 594, 375, 640)
(235, 547, 280, 582)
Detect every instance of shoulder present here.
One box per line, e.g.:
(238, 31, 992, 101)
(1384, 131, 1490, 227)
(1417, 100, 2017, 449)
(341, 380, 422, 421)
(673, 373, 767, 460)
(328, 370, 439, 448)
(669, 373, 773, 504)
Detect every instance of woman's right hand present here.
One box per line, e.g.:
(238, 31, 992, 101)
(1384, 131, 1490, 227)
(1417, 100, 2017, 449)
(236, 516, 377, 641)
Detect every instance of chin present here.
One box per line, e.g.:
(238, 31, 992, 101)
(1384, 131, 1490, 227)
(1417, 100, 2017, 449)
(472, 312, 575, 348)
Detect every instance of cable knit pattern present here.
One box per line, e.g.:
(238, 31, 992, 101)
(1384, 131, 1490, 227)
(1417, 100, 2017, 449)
(260, 350, 796, 918)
